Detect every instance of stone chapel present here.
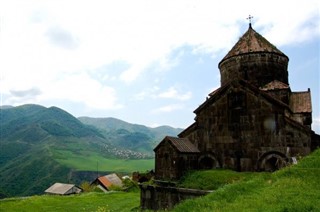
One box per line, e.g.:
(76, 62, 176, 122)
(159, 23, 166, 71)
(154, 24, 320, 180)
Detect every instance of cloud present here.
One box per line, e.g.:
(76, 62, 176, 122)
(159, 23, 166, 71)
(158, 87, 192, 101)
(152, 104, 184, 113)
(313, 117, 320, 134)
(119, 65, 144, 83)
(133, 86, 192, 101)
(5, 87, 42, 105)
(10, 87, 42, 98)
(1, 0, 319, 83)
(42, 73, 122, 110)
(134, 86, 160, 101)
(0, 0, 319, 125)
(45, 26, 79, 49)
(233, 1, 319, 47)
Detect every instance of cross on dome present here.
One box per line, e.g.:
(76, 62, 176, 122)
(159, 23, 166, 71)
(247, 15, 253, 27)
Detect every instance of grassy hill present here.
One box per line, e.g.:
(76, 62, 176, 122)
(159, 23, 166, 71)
(0, 104, 103, 139)
(1, 148, 319, 211)
(78, 117, 183, 153)
(0, 147, 70, 198)
(0, 104, 181, 197)
(173, 148, 320, 212)
(0, 104, 110, 197)
(0, 192, 140, 212)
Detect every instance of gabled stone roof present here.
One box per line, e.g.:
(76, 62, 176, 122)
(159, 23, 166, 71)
(290, 91, 312, 113)
(155, 136, 200, 153)
(178, 122, 197, 138)
(220, 25, 287, 64)
(194, 79, 290, 115)
(260, 80, 290, 91)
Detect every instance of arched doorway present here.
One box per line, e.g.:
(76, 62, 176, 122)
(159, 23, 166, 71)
(258, 151, 288, 172)
(198, 154, 219, 169)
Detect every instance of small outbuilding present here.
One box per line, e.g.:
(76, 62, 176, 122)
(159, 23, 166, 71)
(91, 173, 123, 192)
(45, 183, 82, 195)
(154, 136, 200, 180)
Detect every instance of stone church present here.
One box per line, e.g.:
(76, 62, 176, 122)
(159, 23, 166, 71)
(154, 24, 320, 180)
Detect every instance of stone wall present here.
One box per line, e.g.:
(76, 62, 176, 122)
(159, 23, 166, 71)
(139, 183, 211, 210)
(182, 83, 311, 172)
(219, 53, 289, 87)
(154, 141, 180, 179)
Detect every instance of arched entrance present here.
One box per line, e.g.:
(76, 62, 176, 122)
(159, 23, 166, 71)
(258, 151, 288, 172)
(198, 154, 219, 169)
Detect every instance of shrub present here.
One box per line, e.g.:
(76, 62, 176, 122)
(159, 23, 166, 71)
(122, 178, 139, 192)
(80, 181, 95, 192)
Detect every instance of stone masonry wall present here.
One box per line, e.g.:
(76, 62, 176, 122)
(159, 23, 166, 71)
(140, 184, 211, 210)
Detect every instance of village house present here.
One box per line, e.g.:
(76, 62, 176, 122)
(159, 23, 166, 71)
(154, 23, 320, 180)
(45, 183, 82, 195)
(91, 173, 123, 192)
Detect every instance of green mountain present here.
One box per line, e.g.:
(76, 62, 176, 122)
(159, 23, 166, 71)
(0, 104, 182, 198)
(78, 117, 183, 153)
(1, 104, 103, 141)
(0, 104, 108, 197)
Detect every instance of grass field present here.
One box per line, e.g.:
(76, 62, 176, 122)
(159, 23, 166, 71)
(53, 150, 154, 172)
(0, 192, 140, 212)
(178, 169, 269, 190)
(172, 149, 320, 212)
(2, 149, 320, 211)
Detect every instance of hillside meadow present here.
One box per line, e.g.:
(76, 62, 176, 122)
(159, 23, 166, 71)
(172, 149, 320, 212)
(0, 192, 140, 212)
(53, 149, 154, 172)
(1, 148, 319, 211)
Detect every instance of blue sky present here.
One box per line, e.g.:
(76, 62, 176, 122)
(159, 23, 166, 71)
(0, 0, 319, 133)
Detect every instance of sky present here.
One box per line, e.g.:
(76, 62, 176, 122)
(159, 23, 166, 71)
(0, 0, 319, 133)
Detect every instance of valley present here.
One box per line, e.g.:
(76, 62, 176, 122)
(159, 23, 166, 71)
(0, 104, 182, 197)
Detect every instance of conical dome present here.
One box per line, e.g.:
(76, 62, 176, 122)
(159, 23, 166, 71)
(218, 25, 289, 87)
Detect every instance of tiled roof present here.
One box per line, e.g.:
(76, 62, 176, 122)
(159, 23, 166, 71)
(98, 176, 112, 188)
(166, 136, 200, 153)
(260, 80, 289, 91)
(220, 25, 287, 63)
(105, 173, 123, 186)
(290, 91, 312, 113)
(98, 173, 123, 189)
